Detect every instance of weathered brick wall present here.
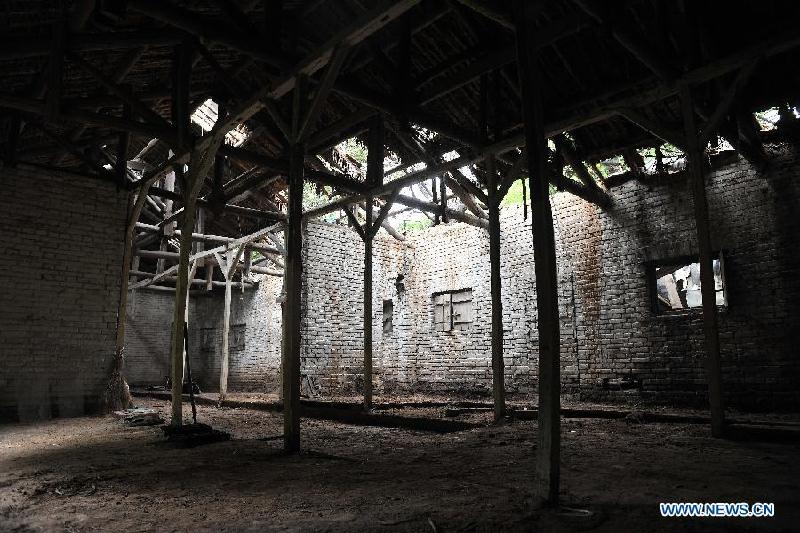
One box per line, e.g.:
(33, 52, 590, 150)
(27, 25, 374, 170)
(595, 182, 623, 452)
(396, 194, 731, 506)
(192, 274, 283, 392)
(124, 289, 178, 387)
(302, 221, 407, 394)
(127, 148, 800, 410)
(0, 167, 127, 422)
(296, 149, 800, 409)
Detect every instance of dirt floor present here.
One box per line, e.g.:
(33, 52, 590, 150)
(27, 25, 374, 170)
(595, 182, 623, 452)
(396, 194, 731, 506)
(1, 397, 798, 532)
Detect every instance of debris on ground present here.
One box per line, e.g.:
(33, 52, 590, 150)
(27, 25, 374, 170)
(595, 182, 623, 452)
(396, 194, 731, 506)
(112, 408, 164, 427)
(161, 423, 231, 447)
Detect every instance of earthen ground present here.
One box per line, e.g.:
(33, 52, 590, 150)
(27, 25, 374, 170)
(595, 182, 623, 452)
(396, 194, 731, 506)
(1, 397, 798, 532)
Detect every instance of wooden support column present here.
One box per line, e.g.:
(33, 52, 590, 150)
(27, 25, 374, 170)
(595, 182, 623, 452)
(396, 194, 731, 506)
(362, 115, 384, 409)
(106, 194, 142, 412)
(363, 203, 374, 409)
(514, 0, 561, 506)
(487, 156, 505, 421)
(679, 84, 725, 438)
(106, 170, 171, 412)
(282, 142, 304, 452)
(216, 246, 245, 403)
(169, 139, 225, 427)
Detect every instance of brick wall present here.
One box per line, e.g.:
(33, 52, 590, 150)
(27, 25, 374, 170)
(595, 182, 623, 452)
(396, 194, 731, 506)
(0, 166, 127, 422)
(124, 289, 177, 387)
(192, 274, 283, 392)
(125, 148, 800, 410)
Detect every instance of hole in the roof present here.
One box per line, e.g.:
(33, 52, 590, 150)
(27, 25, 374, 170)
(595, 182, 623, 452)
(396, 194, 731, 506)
(190, 98, 250, 147)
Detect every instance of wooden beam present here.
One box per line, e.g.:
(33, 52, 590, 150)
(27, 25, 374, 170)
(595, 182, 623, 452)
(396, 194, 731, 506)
(679, 84, 725, 438)
(47, 16, 66, 118)
(172, 40, 193, 151)
(554, 135, 603, 192)
(307, 107, 377, 154)
(297, 44, 352, 142)
(219, 144, 365, 193)
(487, 155, 505, 421)
(699, 59, 760, 147)
(69, 52, 172, 131)
(617, 108, 686, 150)
(573, 0, 677, 81)
(452, 0, 513, 29)
(445, 175, 487, 220)
(115, 102, 131, 187)
(283, 141, 304, 452)
(106, 156, 173, 412)
(128, 0, 285, 68)
(361, 115, 385, 409)
(393, 194, 488, 229)
(415, 15, 590, 106)
(30, 122, 114, 179)
(515, 0, 561, 506)
(217, 245, 245, 402)
(0, 31, 183, 60)
(169, 136, 227, 427)
(369, 189, 401, 240)
(132, 223, 283, 291)
(68, 0, 96, 32)
(343, 206, 366, 240)
(363, 205, 374, 409)
(497, 147, 525, 200)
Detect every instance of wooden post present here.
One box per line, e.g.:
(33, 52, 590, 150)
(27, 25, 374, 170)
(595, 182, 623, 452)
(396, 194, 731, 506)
(169, 141, 225, 427)
(514, 0, 561, 506)
(362, 115, 384, 410)
(217, 247, 244, 403)
(363, 200, 373, 410)
(105, 193, 144, 412)
(679, 84, 726, 437)
(282, 143, 304, 452)
(221, 265, 233, 401)
(487, 156, 505, 421)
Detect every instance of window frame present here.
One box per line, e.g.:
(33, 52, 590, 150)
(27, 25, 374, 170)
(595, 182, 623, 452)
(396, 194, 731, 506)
(382, 299, 394, 336)
(432, 288, 474, 332)
(647, 251, 728, 316)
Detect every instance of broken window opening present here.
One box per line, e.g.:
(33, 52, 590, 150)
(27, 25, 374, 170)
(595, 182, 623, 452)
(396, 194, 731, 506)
(382, 300, 393, 336)
(433, 289, 474, 332)
(651, 253, 727, 314)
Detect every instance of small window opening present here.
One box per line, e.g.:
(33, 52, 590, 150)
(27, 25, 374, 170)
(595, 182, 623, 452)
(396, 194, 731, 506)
(652, 254, 726, 314)
(433, 289, 474, 331)
(230, 324, 246, 352)
(383, 300, 393, 335)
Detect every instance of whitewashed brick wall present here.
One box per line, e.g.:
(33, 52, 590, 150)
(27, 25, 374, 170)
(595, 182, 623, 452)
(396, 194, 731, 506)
(0, 166, 126, 421)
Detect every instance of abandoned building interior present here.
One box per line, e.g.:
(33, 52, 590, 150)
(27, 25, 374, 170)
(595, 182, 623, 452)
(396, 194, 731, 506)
(1, 0, 799, 530)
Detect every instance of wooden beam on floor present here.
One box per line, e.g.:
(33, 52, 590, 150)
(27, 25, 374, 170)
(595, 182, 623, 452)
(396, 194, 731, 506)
(515, 0, 561, 506)
(679, 84, 725, 438)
